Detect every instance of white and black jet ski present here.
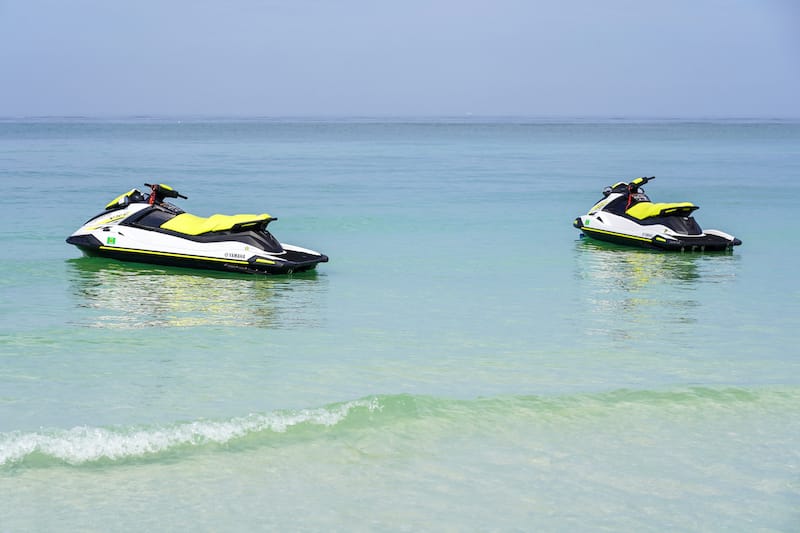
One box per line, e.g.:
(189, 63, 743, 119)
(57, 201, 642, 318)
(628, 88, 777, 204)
(573, 176, 742, 251)
(67, 183, 328, 274)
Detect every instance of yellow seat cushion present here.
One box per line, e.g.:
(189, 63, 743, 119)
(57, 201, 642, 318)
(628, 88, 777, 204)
(161, 213, 273, 235)
(626, 202, 697, 220)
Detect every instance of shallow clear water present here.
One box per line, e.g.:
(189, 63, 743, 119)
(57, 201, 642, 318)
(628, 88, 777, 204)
(1, 119, 799, 531)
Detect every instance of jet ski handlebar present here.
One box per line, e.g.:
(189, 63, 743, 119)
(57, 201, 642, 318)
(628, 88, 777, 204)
(603, 176, 656, 197)
(145, 183, 188, 204)
(628, 176, 655, 191)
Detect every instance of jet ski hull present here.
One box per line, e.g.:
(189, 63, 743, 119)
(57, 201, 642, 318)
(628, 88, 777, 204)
(574, 217, 741, 252)
(67, 234, 327, 274)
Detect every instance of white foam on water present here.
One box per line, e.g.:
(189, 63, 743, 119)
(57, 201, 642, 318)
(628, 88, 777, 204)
(0, 397, 380, 466)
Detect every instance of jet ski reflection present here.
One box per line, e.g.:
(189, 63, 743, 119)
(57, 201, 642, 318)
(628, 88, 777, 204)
(576, 239, 704, 289)
(573, 239, 740, 341)
(67, 257, 327, 329)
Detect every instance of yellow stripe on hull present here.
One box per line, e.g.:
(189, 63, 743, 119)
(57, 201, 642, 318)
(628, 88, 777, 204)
(98, 245, 257, 265)
(580, 227, 652, 243)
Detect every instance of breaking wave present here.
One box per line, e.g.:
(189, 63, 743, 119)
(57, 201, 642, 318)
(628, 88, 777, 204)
(1, 398, 381, 467)
(2, 387, 798, 468)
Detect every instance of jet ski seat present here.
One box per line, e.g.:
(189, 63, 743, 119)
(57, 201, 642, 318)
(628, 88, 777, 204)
(626, 202, 698, 220)
(160, 213, 274, 236)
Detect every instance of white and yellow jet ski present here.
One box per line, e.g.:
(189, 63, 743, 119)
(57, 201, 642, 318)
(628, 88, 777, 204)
(573, 176, 742, 251)
(67, 183, 328, 274)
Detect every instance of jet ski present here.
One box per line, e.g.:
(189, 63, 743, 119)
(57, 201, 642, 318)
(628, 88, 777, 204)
(66, 183, 329, 274)
(573, 176, 742, 251)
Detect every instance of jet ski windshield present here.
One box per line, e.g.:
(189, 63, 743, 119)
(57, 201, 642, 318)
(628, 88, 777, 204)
(104, 183, 187, 212)
(105, 189, 147, 210)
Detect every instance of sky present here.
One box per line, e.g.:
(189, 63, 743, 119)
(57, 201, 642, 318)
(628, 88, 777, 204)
(0, 0, 798, 118)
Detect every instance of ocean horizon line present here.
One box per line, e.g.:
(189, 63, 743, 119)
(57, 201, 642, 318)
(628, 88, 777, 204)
(1, 114, 799, 125)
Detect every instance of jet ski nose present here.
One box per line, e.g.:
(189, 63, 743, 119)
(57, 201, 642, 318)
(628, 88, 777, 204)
(732, 238, 743, 246)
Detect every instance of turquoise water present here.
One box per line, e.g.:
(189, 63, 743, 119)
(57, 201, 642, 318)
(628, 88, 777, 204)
(1, 119, 799, 531)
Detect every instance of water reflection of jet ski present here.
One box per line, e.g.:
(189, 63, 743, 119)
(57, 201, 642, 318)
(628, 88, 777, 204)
(573, 177, 742, 251)
(66, 183, 329, 274)
(67, 258, 325, 329)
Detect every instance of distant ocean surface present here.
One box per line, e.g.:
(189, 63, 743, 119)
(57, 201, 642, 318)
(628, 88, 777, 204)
(1, 118, 799, 531)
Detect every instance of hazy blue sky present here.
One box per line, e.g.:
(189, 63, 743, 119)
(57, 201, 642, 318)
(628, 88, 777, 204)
(1, 0, 798, 117)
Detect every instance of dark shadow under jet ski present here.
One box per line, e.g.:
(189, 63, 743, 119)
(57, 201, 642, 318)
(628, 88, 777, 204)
(67, 183, 329, 274)
(573, 176, 742, 252)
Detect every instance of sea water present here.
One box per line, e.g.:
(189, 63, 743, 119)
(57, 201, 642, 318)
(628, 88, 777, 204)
(0, 119, 798, 531)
